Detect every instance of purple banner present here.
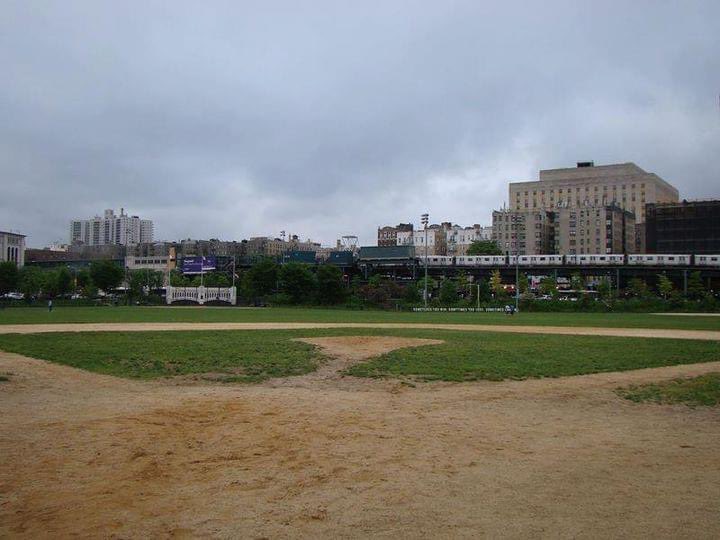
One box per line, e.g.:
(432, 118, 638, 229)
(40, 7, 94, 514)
(182, 256, 217, 274)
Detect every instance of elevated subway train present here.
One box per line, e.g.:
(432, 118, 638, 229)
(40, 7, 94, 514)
(417, 254, 720, 268)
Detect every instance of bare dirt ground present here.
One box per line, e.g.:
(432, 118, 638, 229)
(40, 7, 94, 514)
(2, 333, 720, 539)
(1, 321, 720, 340)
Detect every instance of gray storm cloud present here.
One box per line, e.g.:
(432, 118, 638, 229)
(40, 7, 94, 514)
(1, 0, 719, 246)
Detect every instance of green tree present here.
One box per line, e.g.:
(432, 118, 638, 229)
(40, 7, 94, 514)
(466, 240, 502, 256)
(518, 273, 529, 294)
(570, 273, 584, 292)
(42, 269, 60, 297)
(686, 271, 705, 300)
(538, 276, 557, 297)
(489, 269, 505, 298)
(83, 281, 99, 299)
(129, 269, 164, 298)
(456, 272, 471, 299)
(18, 266, 45, 298)
(474, 278, 492, 303)
(76, 269, 91, 289)
(403, 282, 422, 304)
(628, 277, 650, 298)
(357, 277, 402, 309)
(169, 269, 189, 286)
(439, 279, 458, 306)
(278, 262, 316, 304)
(0, 261, 20, 295)
(316, 265, 346, 305)
(596, 277, 613, 300)
(203, 272, 230, 287)
(657, 274, 674, 299)
(89, 260, 124, 292)
(55, 267, 74, 296)
(243, 258, 279, 299)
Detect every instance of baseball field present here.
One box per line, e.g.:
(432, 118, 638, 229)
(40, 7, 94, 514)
(1, 307, 719, 537)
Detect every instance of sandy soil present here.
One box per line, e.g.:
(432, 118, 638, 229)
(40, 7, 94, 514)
(1, 321, 720, 341)
(2, 333, 720, 539)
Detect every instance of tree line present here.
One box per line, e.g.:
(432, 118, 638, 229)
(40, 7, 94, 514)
(2, 257, 715, 312)
(0, 260, 163, 302)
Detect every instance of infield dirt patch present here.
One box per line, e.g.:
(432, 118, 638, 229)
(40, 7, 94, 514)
(2, 341, 720, 537)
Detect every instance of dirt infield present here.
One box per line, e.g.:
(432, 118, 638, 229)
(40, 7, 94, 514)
(2, 335, 720, 538)
(1, 321, 720, 340)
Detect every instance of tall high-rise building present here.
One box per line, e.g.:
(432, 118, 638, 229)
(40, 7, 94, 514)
(70, 208, 153, 247)
(508, 162, 678, 224)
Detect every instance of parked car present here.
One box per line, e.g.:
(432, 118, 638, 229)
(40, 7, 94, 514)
(2, 292, 24, 300)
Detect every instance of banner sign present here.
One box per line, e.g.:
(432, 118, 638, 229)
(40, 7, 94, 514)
(182, 256, 217, 274)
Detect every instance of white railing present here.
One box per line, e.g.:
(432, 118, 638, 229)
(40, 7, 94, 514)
(166, 286, 237, 305)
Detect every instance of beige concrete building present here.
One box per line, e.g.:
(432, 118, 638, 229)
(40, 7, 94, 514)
(509, 162, 678, 225)
(492, 210, 554, 255)
(553, 205, 635, 255)
(0, 230, 26, 267)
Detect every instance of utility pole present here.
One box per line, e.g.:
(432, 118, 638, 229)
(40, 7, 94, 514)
(421, 213, 429, 307)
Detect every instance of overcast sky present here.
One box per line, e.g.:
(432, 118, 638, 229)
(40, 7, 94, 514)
(2, 1, 719, 248)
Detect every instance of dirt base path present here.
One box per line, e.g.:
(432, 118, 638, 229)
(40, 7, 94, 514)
(1, 321, 720, 340)
(2, 337, 720, 538)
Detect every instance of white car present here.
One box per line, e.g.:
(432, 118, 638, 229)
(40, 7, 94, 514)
(3, 292, 24, 300)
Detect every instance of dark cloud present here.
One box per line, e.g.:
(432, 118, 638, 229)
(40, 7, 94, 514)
(2, 1, 719, 246)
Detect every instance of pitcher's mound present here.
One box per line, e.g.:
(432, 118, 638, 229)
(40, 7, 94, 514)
(298, 335, 443, 359)
(291, 336, 443, 381)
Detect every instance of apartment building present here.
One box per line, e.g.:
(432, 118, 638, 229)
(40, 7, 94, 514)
(245, 235, 321, 258)
(377, 223, 413, 247)
(446, 225, 493, 255)
(397, 224, 448, 256)
(646, 200, 720, 254)
(492, 210, 554, 255)
(553, 204, 635, 255)
(509, 162, 678, 225)
(0, 230, 26, 267)
(70, 208, 154, 247)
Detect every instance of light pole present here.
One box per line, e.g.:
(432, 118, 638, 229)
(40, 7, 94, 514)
(513, 214, 520, 312)
(421, 213, 429, 307)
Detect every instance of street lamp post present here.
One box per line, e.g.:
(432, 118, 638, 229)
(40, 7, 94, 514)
(513, 214, 520, 312)
(421, 213, 429, 307)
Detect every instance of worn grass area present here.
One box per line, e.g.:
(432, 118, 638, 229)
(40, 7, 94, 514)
(617, 373, 720, 407)
(343, 332, 720, 381)
(0, 306, 719, 331)
(0, 331, 324, 383)
(1, 328, 719, 382)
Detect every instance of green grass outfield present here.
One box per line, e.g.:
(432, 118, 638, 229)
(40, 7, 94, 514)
(617, 373, 720, 407)
(1, 328, 718, 382)
(0, 306, 719, 330)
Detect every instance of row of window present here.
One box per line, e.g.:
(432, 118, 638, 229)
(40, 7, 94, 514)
(133, 259, 168, 265)
(516, 183, 646, 196)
